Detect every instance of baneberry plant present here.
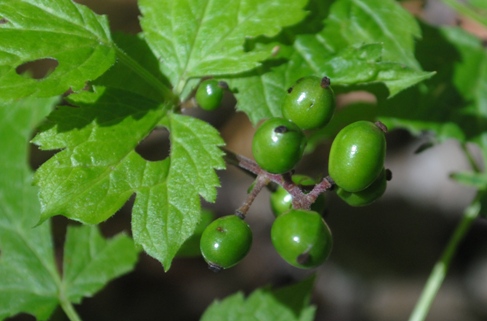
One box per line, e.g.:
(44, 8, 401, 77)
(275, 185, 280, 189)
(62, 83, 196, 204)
(1, 0, 486, 320)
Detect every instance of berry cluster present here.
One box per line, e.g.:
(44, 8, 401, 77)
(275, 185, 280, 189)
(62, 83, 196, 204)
(193, 76, 390, 272)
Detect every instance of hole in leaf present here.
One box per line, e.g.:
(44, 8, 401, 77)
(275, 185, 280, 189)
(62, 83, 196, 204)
(135, 128, 170, 162)
(16, 58, 59, 80)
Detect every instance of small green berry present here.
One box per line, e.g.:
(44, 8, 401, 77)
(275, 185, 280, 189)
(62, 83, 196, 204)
(195, 79, 225, 111)
(252, 117, 307, 174)
(271, 209, 332, 269)
(200, 215, 252, 271)
(337, 168, 388, 206)
(328, 121, 386, 192)
(282, 76, 336, 130)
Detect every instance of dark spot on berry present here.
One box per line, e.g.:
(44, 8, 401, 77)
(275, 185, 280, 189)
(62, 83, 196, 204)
(287, 86, 293, 93)
(386, 169, 392, 181)
(216, 226, 224, 232)
(375, 121, 388, 133)
(274, 125, 288, 134)
(297, 251, 311, 265)
(218, 81, 229, 90)
(0, 18, 8, 24)
(208, 262, 223, 273)
(321, 76, 331, 88)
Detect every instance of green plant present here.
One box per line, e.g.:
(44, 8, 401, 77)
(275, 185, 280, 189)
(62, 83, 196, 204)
(251, 117, 307, 174)
(336, 168, 389, 207)
(1, 0, 487, 320)
(282, 76, 336, 130)
(271, 209, 333, 269)
(195, 79, 225, 111)
(328, 120, 387, 192)
(270, 175, 326, 216)
(200, 215, 253, 272)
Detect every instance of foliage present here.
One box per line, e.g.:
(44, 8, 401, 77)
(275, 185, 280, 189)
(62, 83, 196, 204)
(0, 0, 486, 320)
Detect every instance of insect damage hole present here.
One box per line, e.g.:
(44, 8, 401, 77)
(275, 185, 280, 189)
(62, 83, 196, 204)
(135, 128, 170, 162)
(16, 57, 59, 80)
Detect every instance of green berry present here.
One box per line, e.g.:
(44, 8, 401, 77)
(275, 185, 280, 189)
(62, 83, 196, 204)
(271, 209, 332, 269)
(177, 209, 215, 257)
(195, 79, 225, 111)
(270, 175, 326, 217)
(282, 76, 336, 130)
(328, 121, 386, 192)
(252, 117, 307, 174)
(200, 215, 252, 271)
(337, 168, 387, 207)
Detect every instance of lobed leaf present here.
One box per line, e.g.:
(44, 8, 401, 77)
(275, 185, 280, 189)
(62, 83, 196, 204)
(201, 277, 316, 321)
(63, 225, 140, 303)
(378, 24, 487, 164)
(0, 98, 139, 320)
(139, 0, 308, 97)
(0, 0, 115, 100)
(32, 86, 225, 269)
(0, 98, 59, 320)
(228, 0, 433, 124)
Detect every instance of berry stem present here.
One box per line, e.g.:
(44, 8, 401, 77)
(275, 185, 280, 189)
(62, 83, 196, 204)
(223, 148, 335, 213)
(235, 174, 270, 218)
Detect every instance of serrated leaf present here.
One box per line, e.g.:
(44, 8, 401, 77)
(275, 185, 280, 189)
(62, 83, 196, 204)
(201, 277, 316, 321)
(228, 0, 433, 124)
(0, 98, 138, 320)
(378, 24, 487, 164)
(32, 87, 225, 269)
(0, 97, 59, 320)
(63, 225, 139, 303)
(132, 113, 225, 269)
(0, 0, 115, 100)
(139, 0, 308, 96)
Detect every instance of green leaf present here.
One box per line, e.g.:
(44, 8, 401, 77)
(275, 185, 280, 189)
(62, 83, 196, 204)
(139, 0, 308, 96)
(378, 24, 487, 164)
(228, 0, 433, 124)
(0, 97, 59, 320)
(63, 225, 140, 303)
(201, 277, 316, 321)
(32, 87, 225, 269)
(0, 98, 139, 320)
(0, 0, 115, 100)
(132, 113, 225, 269)
(450, 171, 487, 190)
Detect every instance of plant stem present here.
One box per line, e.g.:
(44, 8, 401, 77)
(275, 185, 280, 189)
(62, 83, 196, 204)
(408, 192, 483, 321)
(59, 296, 82, 321)
(114, 46, 178, 106)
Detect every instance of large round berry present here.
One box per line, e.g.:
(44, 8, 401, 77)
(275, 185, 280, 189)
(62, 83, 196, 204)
(271, 209, 332, 269)
(177, 209, 215, 257)
(195, 79, 225, 111)
(282, 76, 336, 130)
(200, 215, 252, 271)
(328, 121, 386, 192)
(337, 168, 388, 207)
(252, 117, 306, 174)
(270, 175, 326, 217)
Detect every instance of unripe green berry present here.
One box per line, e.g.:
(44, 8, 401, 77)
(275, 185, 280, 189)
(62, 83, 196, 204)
(271, 209, 332, 269)
(200, 215, 252, 271)
(282, 76, 336, 130)
(195, 79, 225, 111)
(337, 168, 388, 206)
(252, 117, 307, 174)
(328, 121, 386, 192)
